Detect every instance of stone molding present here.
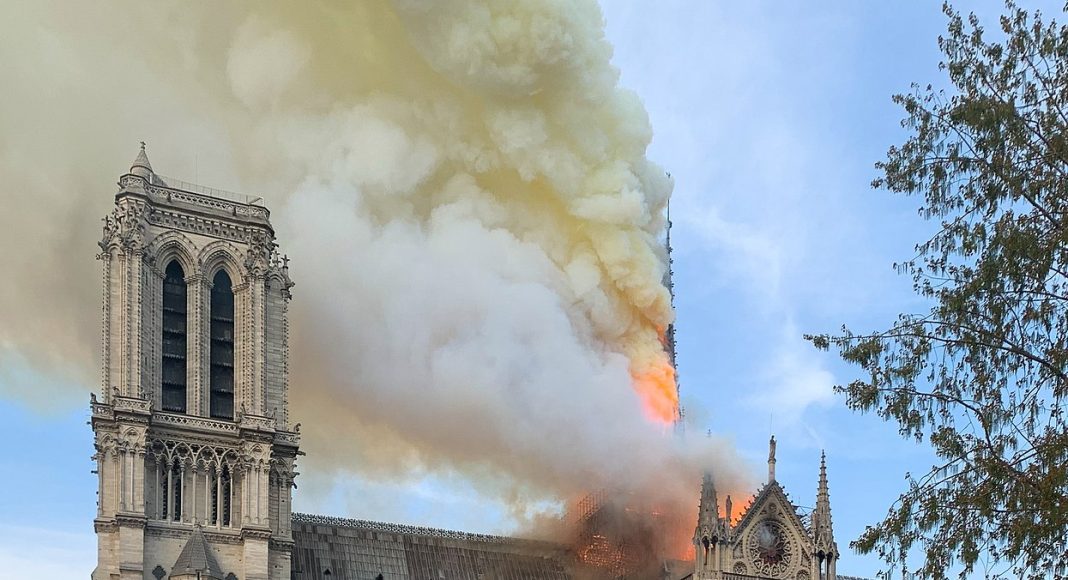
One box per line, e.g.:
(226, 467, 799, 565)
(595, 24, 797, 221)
(95, 518, 119, 533)
(240, 527, 273, 541)
(145, 522, 245, 546)
(269, 538, 295, 552)
(115, 514, 148, 529)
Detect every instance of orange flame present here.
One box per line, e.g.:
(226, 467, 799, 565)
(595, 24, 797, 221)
(632, 353, 678, 424)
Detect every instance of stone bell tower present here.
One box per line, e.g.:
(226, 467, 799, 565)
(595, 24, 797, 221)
(90, 144, 300, 580)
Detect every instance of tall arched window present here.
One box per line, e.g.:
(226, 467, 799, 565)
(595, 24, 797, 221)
(161, 261, 187, 413)
(210, 270, 235, 419)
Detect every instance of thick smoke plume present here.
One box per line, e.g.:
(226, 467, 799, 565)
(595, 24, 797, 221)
(0, 0, 750, 546)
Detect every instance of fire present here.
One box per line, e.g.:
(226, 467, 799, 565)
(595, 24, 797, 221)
(633, 354, 678, 424)
(569, 489, 695, 577)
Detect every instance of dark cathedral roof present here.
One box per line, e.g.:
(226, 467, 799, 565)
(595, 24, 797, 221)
(291, 513, 573, 579)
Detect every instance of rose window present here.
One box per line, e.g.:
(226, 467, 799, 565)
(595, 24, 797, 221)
(747, 519, 792, 576)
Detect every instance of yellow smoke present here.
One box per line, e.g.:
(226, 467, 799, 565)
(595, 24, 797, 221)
(0, 0, 747, 532)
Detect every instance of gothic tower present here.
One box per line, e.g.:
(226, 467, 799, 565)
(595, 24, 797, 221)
(90, 144, 300, 580)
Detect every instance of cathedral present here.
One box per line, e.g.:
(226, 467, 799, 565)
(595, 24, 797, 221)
(90, 146, 855, 580)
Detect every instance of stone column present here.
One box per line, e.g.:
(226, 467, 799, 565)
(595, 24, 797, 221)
(242, 465, 251, 525)
(95, 453, 104, 517)
(100, 250, 114, 403)
(233, 282, 249, 416)
(133, 448, 144, 515)
(128, 250, 144, 398)
(186, 273, 208, 416)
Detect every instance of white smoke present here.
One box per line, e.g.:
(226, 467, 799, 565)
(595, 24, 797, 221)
(0, 0, 751, 542)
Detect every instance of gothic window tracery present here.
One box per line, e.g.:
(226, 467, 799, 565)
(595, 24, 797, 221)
(747, 519, 793, 577)
(170, 462, 183, 521)
(162, 261, 187, 413)
(210, 270, 235, 419)
(149, 439, 237, 526)
(210, 464, 233, 527)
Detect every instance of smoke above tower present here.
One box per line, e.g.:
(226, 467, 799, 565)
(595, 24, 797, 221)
(0, 0, 749, 537)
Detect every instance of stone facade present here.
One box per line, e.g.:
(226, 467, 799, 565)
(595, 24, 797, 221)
(90, 146, 853, 580)
(690, 437, 839, 580)
(91, 145, 300, 580)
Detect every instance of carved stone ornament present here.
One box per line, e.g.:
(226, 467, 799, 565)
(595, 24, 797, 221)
(244, 230, 275, 277)
(100, 203, 151, 251)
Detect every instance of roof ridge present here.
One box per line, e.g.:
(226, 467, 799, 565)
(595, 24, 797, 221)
(292, 512, 563, 548)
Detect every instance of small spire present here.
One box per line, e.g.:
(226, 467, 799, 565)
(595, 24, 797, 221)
(725, 494, 732, 523)
(813, 450, 835, 555)
(129, 141, 154, 179)
(698, 471, 718, 526)
(768, 435, 777, 483)
(818, 450, 829, 497)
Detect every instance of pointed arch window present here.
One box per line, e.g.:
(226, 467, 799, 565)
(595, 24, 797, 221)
(161, 261, 187, 413)
(210, 270, 235, 419)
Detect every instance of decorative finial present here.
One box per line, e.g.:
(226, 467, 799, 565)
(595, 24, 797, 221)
(129, 141, 154, 179)
(818, 450, 829, 496)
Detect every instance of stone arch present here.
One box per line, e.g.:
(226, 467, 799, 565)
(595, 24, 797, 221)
(149, 231, 197, 278)
(197, 240, 245, 284)
(96, 434, 118, 457)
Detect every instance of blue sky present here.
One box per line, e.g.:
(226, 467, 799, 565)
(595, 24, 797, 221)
(602, 2, 947, 574)
(0, 1, 1050, 577)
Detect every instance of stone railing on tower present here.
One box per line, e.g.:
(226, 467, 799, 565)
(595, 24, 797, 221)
(152, 411, 239, 435)
(274, 430, 300, 446)
(238, 414, 276, 432)
(118, 173, 271, 223)
(113, 396, 152, 414)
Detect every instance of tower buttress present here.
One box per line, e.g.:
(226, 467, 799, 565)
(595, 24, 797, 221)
(92, 144, 299, 580)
